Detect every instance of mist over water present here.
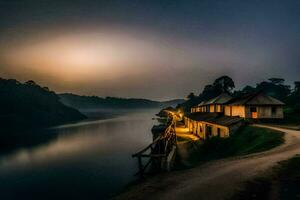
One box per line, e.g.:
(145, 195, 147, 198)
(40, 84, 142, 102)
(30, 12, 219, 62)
(0, 109, 157, 200)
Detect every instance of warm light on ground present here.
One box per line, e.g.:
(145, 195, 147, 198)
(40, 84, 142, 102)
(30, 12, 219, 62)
(176, 125, 199, 142)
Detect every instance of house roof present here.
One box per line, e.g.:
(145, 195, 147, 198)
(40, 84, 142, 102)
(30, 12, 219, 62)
(198, 93, 232, 106)
(186, 112, 243, 127)
(226, 92, 285, 106)
(198, 101, 205, 106)
(186, 112, 219, 121)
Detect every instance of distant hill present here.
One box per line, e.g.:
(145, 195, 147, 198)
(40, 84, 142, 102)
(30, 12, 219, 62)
(161, 99, 186, 107)
(59, 93, 184, 110)
(0, 78, 86, 133)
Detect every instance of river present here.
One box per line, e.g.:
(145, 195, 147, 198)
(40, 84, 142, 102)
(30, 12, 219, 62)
(0, 109, 158, 200)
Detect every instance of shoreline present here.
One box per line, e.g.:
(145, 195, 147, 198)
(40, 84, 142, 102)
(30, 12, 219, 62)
(114, 125, 300, 200)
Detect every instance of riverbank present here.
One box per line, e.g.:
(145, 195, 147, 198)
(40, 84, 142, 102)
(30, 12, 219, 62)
(175, 125, 284, 169)
(114, 125, 300, 200)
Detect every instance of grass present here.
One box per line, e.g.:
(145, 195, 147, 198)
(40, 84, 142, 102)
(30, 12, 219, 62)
(231, 155, 300, 200)
(175, 126, 284, 168)
(283, 112, 300, 125)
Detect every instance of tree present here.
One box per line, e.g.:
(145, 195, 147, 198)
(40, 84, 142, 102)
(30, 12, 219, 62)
(213, 75, 235, 93)
(242, 85, 255, 94)
(256, 79, 291, 101)
(187, 92, 196, 100)
(43, 87, 50, 91)
(294, 81, 300, 95)
(201, 84, 220, 100)
(25, 80, 37, 86)
(268, 78, 285, 85)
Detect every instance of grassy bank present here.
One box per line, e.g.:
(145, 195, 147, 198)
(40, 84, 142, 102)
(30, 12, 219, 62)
(232, 155, 300, 200)
(176, 126, 284, 168)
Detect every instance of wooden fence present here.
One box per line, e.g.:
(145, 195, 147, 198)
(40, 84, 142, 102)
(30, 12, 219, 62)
(132, 116, 177, 176)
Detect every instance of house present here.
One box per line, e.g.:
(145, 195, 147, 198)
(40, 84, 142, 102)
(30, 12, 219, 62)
(184, 92, 284, 140)
(184, 112, 243, 139)
(191, 93, 232, 113)
(224, 92, 285, 119)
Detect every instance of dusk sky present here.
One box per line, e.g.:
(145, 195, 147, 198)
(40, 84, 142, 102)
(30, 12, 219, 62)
(0, 0, 299, 100)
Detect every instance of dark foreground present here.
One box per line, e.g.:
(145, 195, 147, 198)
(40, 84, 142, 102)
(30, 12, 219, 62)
(233, 155, 300, 200)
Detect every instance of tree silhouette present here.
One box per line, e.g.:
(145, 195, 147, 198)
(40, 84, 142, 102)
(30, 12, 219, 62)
(187, 92, 196, 100)
(268, 78, 285, 85)
(294, 81, 300, 94)
(25, 80, 37, 86)
(0, 78, 86, 133)
(213, 75, 235, 93)
(256, 79, 291, 101)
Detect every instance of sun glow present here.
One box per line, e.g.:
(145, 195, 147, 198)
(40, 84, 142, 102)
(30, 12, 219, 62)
(1, 30, 165, 82)
(0, 27, 268, 99)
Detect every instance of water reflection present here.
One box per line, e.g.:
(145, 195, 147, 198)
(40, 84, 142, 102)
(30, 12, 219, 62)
(0, 110, 157, 200)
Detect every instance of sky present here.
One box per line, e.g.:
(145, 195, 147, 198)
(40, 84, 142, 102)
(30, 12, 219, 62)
(0, 0, 299, 100)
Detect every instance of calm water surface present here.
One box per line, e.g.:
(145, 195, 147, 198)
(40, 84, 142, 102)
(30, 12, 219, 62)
(0, 110, 157, 200)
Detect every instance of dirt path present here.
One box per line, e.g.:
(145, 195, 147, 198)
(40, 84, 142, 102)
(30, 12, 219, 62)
(114, 125, 300, 200)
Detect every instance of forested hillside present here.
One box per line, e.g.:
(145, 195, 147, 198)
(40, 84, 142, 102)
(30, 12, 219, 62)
(0, 78, 86, 133)
(59, 93, 184, 110)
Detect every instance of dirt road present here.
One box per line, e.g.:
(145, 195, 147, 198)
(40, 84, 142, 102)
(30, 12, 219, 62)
(115, 125, 300, 200)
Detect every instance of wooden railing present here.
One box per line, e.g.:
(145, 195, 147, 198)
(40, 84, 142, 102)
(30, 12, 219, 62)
(132, 116, 177, 176)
